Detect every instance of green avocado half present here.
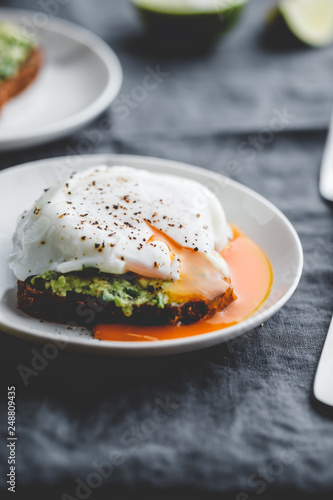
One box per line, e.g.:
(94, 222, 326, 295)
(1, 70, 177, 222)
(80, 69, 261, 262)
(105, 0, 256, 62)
(131, 0, 248, 49)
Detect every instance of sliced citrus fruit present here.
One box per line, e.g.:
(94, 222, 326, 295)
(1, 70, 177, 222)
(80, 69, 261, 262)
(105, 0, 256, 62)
(267, 0, 333, 47)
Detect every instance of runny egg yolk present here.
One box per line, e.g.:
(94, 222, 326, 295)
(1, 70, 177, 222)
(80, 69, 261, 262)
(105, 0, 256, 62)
(93, 226, 273, 341)
(143, 222, 231, 302)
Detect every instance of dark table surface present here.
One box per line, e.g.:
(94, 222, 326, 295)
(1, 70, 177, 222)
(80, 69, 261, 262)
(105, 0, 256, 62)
(1, 0, 333, 499)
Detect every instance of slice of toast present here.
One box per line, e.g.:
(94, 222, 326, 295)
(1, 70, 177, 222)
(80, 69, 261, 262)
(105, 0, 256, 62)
(0, 47, 42, 109)
(17, 279, 236, 327)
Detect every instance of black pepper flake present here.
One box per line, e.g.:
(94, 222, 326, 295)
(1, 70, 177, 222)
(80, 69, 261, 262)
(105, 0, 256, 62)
(80, 214, 88, 217)
(120, 256, 124, 261)
(194, 247, 199, 252)
(98, 248, 103, 252)
(81, 236, 86, 241)
(40, 241, 46, 245)
(34, 206, 42, 216)
(95, 243, 100, 248)
(113, 204, 119, 210)
(105, 206, 109, 210)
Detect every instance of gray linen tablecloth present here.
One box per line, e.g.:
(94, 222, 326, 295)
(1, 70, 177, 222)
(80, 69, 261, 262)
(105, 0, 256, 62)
(1, 0, 333, 498)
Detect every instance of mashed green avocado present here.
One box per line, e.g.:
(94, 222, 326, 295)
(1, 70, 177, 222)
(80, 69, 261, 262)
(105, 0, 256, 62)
(0, 22, 36, 82)
(30, 270, 171, 317)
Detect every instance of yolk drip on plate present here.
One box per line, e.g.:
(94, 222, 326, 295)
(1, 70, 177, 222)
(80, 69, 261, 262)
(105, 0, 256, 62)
(93, 226, 273, 342)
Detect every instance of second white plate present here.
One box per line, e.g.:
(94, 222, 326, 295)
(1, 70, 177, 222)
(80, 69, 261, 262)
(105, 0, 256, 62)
(0, 9, 123, 151)
(0, 154, 303, 357)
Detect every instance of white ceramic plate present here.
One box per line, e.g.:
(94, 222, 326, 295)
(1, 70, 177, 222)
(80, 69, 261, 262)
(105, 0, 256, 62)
(0, 155, 303, 357)
(0, 9, 122, 151)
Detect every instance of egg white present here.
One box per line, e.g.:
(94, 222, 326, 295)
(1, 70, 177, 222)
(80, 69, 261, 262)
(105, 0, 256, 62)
(9, 166, 231, 282)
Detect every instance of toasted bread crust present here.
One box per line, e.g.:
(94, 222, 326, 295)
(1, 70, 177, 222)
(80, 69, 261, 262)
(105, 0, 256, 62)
(17, 279, 236, 327)
(0, 47, 42, 109)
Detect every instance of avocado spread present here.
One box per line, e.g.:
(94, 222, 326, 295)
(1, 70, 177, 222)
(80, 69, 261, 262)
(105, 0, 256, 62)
(30, 270, 171, 316)
(0, 22, 35, 82)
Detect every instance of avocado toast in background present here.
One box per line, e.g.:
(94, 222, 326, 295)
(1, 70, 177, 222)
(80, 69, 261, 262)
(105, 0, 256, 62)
(0, 22, 42, 109)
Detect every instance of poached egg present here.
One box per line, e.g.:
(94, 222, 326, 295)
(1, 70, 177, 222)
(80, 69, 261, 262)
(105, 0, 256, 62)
(10, 166, 232, 299)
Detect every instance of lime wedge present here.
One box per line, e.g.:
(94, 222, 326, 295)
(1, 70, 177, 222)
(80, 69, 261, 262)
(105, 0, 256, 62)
(266, 0, 333, 47)
(131, 0, 248, 49)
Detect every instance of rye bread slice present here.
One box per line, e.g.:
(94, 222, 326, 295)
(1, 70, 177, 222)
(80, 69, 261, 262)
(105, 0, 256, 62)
(17, 279, 236, 327)
(0, 47, 42, 109)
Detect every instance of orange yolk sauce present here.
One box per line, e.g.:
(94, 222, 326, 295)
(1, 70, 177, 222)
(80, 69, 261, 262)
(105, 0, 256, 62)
(93, 226, 273, 342)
